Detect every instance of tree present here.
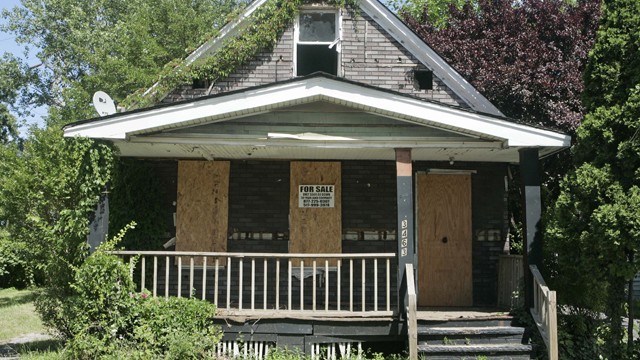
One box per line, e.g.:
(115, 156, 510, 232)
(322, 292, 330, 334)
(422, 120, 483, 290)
(546, 0, 640, 358)
(402, 0, 601, 254)
(387, 0, 469, 29)
(403, 0, 600, 133)
(0, 0, 240, 290)
(1, 0, 239, 127)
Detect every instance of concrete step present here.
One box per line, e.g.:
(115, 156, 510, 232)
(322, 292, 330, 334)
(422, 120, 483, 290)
(418, 343, 534, 359)
(419, 326, 526, 345)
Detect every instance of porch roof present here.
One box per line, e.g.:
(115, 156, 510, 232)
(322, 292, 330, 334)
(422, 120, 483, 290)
(64, 73, 570, 163)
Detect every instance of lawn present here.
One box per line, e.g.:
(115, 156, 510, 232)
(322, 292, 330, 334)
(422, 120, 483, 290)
(0, 287, 62, 359)
(0, 287, 46, 341)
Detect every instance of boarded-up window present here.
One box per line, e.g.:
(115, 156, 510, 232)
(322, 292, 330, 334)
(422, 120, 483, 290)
(176, 161, 229, 264)
(289, 162, 342, 264)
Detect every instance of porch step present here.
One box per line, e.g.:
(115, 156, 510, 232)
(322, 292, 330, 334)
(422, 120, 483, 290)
(416, 317, 535, 359)
(419, 326, 525, 345)
(417, 343, 533, 359)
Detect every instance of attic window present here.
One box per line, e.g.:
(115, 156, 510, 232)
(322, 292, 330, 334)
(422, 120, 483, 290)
(414, 70, 433, 90)
(295, 11, 340, 76)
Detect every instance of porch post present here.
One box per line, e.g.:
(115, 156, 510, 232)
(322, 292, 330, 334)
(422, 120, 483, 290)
(396, 148, 414, 317)
(519, 148, 542, 309)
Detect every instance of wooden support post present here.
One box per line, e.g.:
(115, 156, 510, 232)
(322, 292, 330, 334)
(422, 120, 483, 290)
(396, 148, 414, 318)
(519, 148, 542, 309)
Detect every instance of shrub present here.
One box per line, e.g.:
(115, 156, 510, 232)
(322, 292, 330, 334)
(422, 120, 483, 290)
(37, 223, 220, 359)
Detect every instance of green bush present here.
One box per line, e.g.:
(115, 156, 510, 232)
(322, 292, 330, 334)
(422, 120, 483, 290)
(36, 223, 220, 359)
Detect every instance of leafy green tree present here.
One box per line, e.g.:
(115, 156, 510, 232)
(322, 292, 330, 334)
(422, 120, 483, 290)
(0, 0, 240, 291)
(546, 0, 640, 357)
(1, 0, 239, 127)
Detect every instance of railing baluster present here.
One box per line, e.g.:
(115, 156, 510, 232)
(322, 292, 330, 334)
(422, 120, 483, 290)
(386, 258, 390, 311)
(350, 259, 353, 312)
(177, 257, 182, 298)
(263, 259, 268, 310)
(214, 258, 219, 306)
(300, 260, 304, 311)
(288, 259, 292, 310)
(226, 257, 231, 309)
(152, 256, 158, 297)
(312, 260, 317, 311)
(189, 257, 194, 298)
(276, 259, 280, 310)
(325, 260, 329, 311)
(337, 259, 342, 311)
(165, 256, 169, 298)
(129, 256, 134, 281)
(239, 258, 244, 310)
(374, 258, 378, 311)
(362, 259, 366, 312)
(141, 256, 146, 291)
(251, 258, 255, 310)
(202, 256, 207, 301)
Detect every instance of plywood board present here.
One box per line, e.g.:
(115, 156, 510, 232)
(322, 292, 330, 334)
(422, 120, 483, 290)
(176, 160, 229, 265)
(417, 173, 472, 306)
(289, 162, 342, 265)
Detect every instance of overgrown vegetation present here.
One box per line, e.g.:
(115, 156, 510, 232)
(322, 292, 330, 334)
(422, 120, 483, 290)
(545, 0, 640, 358)
(122, 0, 361, 109)
(35, 223, 222, 359)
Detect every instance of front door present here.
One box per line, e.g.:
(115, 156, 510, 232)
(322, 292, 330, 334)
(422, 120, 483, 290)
(417, 172, 472, 307)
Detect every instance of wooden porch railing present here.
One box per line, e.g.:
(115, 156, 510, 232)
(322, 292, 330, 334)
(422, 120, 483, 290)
(110, 251, 395, 316)
(530, 265, 558, 360)
(404, 263, 417, 360)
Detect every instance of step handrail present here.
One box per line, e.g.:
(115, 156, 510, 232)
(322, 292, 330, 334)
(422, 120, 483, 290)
(530, 265, 558, 360)
(405, 263, 417, 360)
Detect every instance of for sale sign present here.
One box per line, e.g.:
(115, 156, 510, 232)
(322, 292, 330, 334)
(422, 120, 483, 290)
(298, 185, 335, 208)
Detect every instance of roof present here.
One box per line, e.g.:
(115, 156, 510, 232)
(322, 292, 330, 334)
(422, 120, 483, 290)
(142, 0, 503, 116)
(65, 73, 570, 163)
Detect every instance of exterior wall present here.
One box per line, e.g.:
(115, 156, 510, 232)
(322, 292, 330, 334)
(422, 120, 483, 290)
(162, 11, 468, 108)
(135, 159, 507, 307)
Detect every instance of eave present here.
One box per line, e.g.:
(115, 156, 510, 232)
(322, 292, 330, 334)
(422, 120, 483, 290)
(64, 75, 569, 163)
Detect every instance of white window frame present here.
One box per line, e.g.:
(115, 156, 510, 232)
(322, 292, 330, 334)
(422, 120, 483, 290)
(293, 8, 342, 77)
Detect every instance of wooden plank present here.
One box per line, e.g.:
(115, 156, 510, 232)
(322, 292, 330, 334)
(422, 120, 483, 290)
(417, 173, 472, 306)
(289, 162, 342, 265)
(176, 160, 229, 266)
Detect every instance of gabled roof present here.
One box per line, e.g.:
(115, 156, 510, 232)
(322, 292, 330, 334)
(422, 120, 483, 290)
(144, 0, 503, 116)
(65, 73, 569, 163)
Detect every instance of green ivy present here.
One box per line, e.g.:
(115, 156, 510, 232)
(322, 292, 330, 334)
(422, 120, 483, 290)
(122, 0, 360, 109)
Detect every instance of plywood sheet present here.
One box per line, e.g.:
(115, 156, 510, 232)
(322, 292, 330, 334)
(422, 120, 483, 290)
(176, 161, 229, 265)
(289, 162, 342, 265)
(417, 173, 472, 306)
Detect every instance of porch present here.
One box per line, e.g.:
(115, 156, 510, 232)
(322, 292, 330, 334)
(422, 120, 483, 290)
(111, 250, 557, 359)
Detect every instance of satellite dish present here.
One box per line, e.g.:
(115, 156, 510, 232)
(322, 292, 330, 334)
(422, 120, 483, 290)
(92, 91, 117, 116)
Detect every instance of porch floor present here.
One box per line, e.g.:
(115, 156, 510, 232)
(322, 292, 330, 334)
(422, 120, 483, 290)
(213, 307, 509, 323)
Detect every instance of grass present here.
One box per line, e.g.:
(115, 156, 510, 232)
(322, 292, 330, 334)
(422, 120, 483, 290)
(0, 287, 47, 342)
(0, 287, 63, 359)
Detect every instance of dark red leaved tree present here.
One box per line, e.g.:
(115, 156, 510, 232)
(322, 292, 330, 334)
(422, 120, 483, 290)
(404, 0, 601, 132)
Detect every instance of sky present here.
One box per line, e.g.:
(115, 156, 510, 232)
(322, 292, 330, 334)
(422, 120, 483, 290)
(1, 0, 47, 136)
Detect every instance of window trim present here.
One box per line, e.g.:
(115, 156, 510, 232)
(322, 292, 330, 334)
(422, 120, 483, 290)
(294, 9, 342, 77)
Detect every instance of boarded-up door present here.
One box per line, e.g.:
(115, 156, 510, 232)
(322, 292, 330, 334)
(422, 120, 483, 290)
(176, 161, 229, 263)
(289, 162, 341, 261)
(417, 173, 472, 307)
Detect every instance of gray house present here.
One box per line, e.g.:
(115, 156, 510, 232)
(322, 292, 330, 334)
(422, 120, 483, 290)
(64, 0, 563, 358)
